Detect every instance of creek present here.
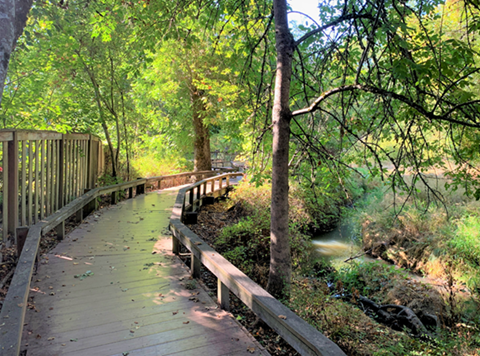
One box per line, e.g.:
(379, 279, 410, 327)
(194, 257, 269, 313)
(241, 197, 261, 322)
(312, 222, 366, 268)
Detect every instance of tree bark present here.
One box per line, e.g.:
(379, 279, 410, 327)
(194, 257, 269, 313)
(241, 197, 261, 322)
(267, 0, 294, 299)
(191, 89, 212, 172)
(0, 0, 33, 107)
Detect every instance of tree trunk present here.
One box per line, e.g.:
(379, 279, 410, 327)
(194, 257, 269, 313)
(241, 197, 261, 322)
(267, 0, 294, 299)
(0, 0, 33, 107)
(191, 89, 212, 172)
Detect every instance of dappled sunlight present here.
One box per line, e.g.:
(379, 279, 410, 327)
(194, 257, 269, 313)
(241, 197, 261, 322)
(54, 254, 73, 261)
(313, 240, 355, 257)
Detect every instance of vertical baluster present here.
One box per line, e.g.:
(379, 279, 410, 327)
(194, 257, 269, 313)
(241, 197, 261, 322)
(66, 140, 71, 203)
(75, 140, 79, 198)
(46, 140, 51, 217)
(34, 140, 40, 223)
(41, 140, 45, 220)
(2, 142, 8, 243)
(28, 141, 33, 225)
(21, 141, 26, 226)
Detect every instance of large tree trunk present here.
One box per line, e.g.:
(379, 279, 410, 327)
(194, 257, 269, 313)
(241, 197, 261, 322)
(267, 0, 294, 299)
(191, 89, 212, 172)
(0, 0, 33, 107)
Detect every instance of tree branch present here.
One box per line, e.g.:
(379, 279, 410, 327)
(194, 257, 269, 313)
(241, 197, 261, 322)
(292, 84, 480, 128)
(294, 13, 373, 47)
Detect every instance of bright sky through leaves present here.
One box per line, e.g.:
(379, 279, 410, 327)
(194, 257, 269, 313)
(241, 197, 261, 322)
(288, 0, 320, 25)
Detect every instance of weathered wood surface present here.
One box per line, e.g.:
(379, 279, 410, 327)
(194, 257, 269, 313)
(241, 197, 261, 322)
(170, 177, 346, 356)
(20, 189, 268, 356)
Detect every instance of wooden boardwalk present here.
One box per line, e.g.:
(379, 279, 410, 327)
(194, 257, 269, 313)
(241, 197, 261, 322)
(21, 189, 267, 356)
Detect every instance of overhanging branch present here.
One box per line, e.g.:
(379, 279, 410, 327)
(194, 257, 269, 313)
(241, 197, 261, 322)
(291, 84, 480, 128)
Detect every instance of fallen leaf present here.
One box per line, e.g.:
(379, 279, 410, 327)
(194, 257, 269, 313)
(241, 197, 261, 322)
(130, 330, 135, 333)
(247, 346, 255, 353)
(17, 303, 24, 308)
(47, 337, 55, 341)
(278, 315, 287, 320)
(194, 242, 202, 245)
(183, 321, 190, 324)
(70, 338, 78, 342)
(36, 334, 41, 339)
(172, 311, 178, 315)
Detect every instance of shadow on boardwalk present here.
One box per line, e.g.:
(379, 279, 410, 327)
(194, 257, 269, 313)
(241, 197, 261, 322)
(21, 189, 267, 356)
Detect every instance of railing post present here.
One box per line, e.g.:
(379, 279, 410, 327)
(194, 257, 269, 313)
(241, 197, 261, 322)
(226, 174, 230, 187)
(2, 141, 9, 244)
(58, 136, 65, 209)
(136, 178, 145, 195)
(128, 186, 133, 199)
(16, 227, 29, 257)
(55, 221, 65, 240)
(76, 208, 83, 223)
(217, 279, 230, 311)
(7, 131, 18, 248)
(191, 253, 201, 278)
(172, 235, 180, 255)
(111, 191, 117, 205)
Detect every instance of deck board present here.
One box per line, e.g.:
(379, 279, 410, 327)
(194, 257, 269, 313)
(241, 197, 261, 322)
(22, 189, 267, 356)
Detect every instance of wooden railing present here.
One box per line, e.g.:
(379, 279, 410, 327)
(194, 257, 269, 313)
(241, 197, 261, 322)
(0, 169, 232, 356)
(169, 174, 346, 356)
(211, 150, 239, 169)
(0, 130, 104, 254)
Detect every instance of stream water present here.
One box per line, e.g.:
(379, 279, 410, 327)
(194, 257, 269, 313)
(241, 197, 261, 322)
(312, 223, 368, 268)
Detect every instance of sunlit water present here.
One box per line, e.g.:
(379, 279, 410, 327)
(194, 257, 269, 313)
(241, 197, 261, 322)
(312, 224, 366, 268)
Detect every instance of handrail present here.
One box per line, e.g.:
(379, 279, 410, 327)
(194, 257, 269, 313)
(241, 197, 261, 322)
(0, 129, 105, 248)
(169, 174, 346, 356)
(0, 169, 233, 356)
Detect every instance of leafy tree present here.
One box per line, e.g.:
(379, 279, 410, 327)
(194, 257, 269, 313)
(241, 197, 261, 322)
(262, 0, 480, 297)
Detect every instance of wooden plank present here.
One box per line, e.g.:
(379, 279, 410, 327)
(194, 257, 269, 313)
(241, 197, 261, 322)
(218, 279, 230, 311)
(66, 140, 70, 204)
(2, 142, 8, 243)
(63, 133, 90, 140)
(79, 140, 84, 194)
(21, 140, 26, 226)
(55, 139, 60, 211)
(16, 130, 62, 141)
(168, 174, 345, 356)
(0, 130, 13, 141)
(34, 140, 39, 224)
(28, 141, 33, 225)
(0, 224, 43, 356)
(7, 132, 19, 245)
(41, 140, 45, 220)
(45, 140, 51, 217)
(87, 137, 94, 188)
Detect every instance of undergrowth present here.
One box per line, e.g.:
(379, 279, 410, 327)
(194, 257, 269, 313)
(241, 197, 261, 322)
(213, 178, 480, 355)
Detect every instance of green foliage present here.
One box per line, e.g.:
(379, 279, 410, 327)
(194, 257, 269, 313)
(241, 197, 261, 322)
(336, 261, 409, 298)
(130, 155, 191, 178)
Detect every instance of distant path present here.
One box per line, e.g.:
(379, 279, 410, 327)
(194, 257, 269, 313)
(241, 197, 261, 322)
(21, 188, 267, 356)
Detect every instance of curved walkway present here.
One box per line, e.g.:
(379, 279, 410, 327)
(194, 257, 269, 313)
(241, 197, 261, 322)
(21, 189, 267, 356)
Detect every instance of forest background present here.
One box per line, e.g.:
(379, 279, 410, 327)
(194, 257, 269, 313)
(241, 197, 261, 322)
(2, 0, 480, 354)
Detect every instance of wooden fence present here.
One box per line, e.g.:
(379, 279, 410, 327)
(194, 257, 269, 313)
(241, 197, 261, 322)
(170, 174, 346, 356)
(0, 130, 104, 254)
(0, 169, 237, 356)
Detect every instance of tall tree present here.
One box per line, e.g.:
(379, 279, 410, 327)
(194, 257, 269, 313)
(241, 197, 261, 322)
(0, 0, 33, 106)
(266, 0, 480, 297)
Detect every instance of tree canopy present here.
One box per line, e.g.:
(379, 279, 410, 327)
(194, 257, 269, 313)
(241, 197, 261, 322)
(2, 0, 480, 297)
